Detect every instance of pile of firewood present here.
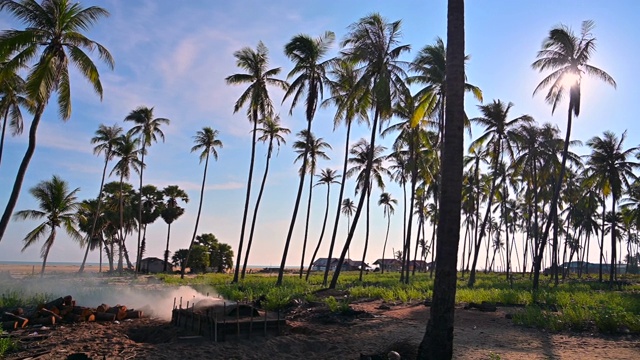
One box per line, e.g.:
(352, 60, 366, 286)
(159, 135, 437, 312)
(1, 295, 143, 330)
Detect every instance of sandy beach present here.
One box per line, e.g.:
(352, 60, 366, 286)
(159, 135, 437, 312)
(0, 263, 101, 278)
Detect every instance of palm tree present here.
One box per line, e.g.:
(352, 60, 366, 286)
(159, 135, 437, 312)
(226, 41, 288, 283)
(160, 185, 189, 273)
(76, 199, 107, 271)
(0, 0, 114, 242)
(0, 56, 32, 168)
(378, 192, 397, 273)
(124, 106, 170, 274)
(467, 100, 532, 287)
(279, 130, 330, 284)
(341, 198, 356, 260)
(531, 19, 616, 290)
(584, 131, 638, 285)
(305, 168, 340, 280)
(278, 31, 334, 286)
(110, 133, 142, 273)
(137, 184, 163, 263)
(182, 127, 222, 279)
(408, 36, 482, 145)
(321, 58, 369, 286)
(417, 0, 465, 357)
(79, 124, 123, 273)
(242, 116, 289, 278)
(330, 13, 410, 289)
(14, 175, 81, 277)
(346, 139, 389, 281)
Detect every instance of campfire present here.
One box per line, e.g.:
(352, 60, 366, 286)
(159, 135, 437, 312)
(2, 294, 144, 330)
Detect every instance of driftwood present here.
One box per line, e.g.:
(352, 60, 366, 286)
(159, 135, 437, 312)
(38, 308, 63, 321)
(125, 310, 143, 319)
(30, 316, 56, 326)
(107, 305, 128, 321)
(94, 312, 116, 322)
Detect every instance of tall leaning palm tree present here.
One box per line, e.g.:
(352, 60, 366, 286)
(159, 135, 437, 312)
(182, 127, 222, 279)
(378, 192, 397, 274)
(584, 131, 638, 285)
(226, 41, 288, 283)
(14, 175, 81, 277)
(242, 116, 289, 278)
(321, 58, 369, 286)
(291, 131, 331, 280)
(531, 19, 616, 290)
(79, 124, 123, 273)
(277, 31, 334, 286)
(124, 106, 169, 272)
(0, 0, 114, 242)
(306, 168, 340, 280)
(418, 0, 466, 357)
(330, 13, 410, 289)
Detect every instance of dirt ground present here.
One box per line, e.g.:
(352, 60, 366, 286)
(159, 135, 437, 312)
(4, 297, 640, 360)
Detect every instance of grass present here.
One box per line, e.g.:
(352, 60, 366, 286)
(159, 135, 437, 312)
(156, 271, 640, 335)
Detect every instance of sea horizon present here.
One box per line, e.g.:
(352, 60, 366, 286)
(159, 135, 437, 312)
(0, 260, 299, 269)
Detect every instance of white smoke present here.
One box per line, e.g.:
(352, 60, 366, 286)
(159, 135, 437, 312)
(1, 275, 222, 321)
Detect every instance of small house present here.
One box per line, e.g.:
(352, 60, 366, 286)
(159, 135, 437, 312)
(139, 257, 171, 273)
(373, 259, 402, 272)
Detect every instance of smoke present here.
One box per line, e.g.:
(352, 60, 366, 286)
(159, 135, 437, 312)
(1, 275, 223, 321)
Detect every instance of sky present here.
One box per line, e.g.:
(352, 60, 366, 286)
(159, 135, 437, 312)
(0, 0, 638, 270)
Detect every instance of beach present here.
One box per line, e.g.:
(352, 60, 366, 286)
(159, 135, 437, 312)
(0, 263, 101, 278)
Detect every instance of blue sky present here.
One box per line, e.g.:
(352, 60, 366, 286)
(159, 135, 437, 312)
(0, 0, 638, 269)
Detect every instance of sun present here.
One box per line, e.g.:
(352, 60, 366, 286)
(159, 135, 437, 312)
(560, 72, 580, 89)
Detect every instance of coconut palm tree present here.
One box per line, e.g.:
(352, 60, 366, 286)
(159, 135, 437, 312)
(0, 0, 114, 242)
(305, 168, 340, 280)
(467, 100, 533, 287)
(182, 127, 222, 279)
(79, 124, 123, 273)
(321, 58, 369, 286)
(346, 139, 389, 281)
(278, 31, 334, 286)
(584, 131, 638, 285)
(408, 36, 483, 145)
(341, 198, 356, 261)
(160, 185, 188, 273)
(110, 133, 142, 273)
(0, 56, 32, 168)
(242, 116, 289, 278)
(124, 106, 170, 274)
(417, 0, 465, 357)
(531, 19, 616, 290)
(76, 199, 107, 271)
(279, 130, 330, 284)
(330, 13, 410, 289)
(226, 42, 288, 283)
(378, 192, 397, 274)
(14, 175, 81, 277)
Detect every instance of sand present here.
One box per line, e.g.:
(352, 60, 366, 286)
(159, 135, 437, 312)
(0, 264, 101, 278)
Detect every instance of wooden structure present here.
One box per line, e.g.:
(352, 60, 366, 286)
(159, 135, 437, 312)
(171, 298, 285, 342)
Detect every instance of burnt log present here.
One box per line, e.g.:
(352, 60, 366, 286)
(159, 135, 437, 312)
(30, 316, 56, 326)
(3, 312, 28, 328)
(94, 312, 116, 322)
(72, 307, 94, 318)
(96, 304, 109, 313)
(38, 308, 63, 321)
(107, 305, 127, 321)
(1, 320, 17, 330)
(124, 310, 143, 319)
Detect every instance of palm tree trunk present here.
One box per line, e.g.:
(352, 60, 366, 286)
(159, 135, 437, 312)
(234, 109, 259, 283)
(0, 107, 10, 168)
(533, 106, 573, 290)
(610, 195, 617, 286)
(277, 118, 312, 286)
(418, 0, 465, 355)
(135, 142, 146, 274)
(0, 104, 45, 242)
(243, 144, 273, 279)
(80, 155, 110, 273)
(41, 230, 55, 278)
(359, 188, 371, 281)
(599, 202, 606, 281)
(413, 217, 423, 276)
(324, 122, 352, 286)
(182, 153, 210, 279)
(300, 169, 314, 278)
(381, 209, 391, 275)
(329, 109, 380, 289)
(306, 183, 332, 281)
(401, 131, 418, 284)
(164, 222, 172, 272)
(468, 142, 502, 287)
(118, 175, 125, 274)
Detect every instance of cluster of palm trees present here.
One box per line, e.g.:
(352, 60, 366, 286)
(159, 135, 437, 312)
(1, 1, 630, 294)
